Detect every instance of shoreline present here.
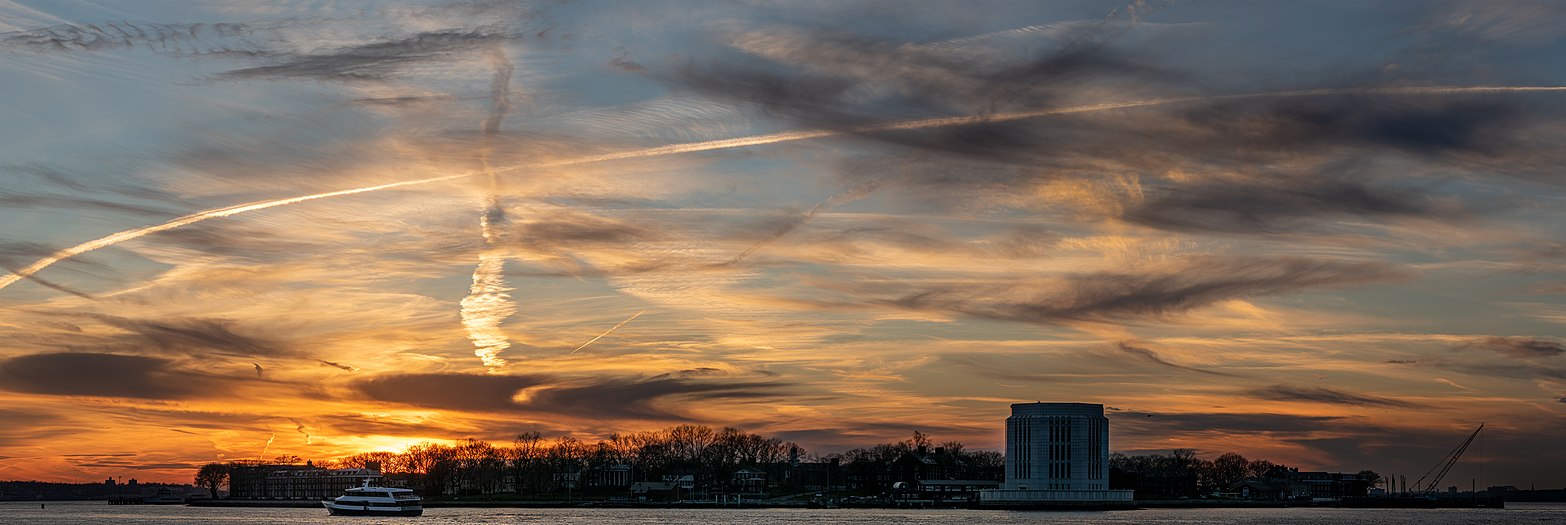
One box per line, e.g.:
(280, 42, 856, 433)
(180, 498, 1508, 510)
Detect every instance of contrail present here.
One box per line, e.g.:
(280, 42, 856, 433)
(570, 309, 646, 354)
(0, 262, 95, 300)
(460, 44, 519, 370)
(4, 85, 1566, 295)
(289, 418, 312, 445)
(258, 428, 275, 461)
(720, 179, 882, 266)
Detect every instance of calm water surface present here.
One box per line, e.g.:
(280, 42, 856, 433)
(2, 501, 1563, 524)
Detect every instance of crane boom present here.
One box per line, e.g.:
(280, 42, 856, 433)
(1413, 423, 1483, 494)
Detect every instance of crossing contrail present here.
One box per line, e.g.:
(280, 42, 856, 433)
(570, 309, 646, 354)
(4, 85, 1566, 295)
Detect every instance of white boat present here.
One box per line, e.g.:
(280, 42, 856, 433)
(322, 482, 422, 517)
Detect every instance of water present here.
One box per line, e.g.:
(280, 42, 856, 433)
(3, 502, 1564, 525)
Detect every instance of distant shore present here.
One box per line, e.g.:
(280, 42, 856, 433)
(181, 499, 1402, 510)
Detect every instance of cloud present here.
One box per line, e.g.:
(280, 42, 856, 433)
(0, 21, 269, 55)
(0, 192, 183, 218)
(519, 375, 785, 421)
(1177, 95, 1525, 158)
(1113, 411, 1343, 434)
(87, 314, 289, 359)
(1464, 336, 1565, 359)
(349, 94, 459, 107)
(354, 373, 549, 412)
(318, 360, 357, 372)
(0, 353, 226, 399)
(514, 213, 659, 250)
(354, 372, 786, 421)
(660, 14, 1566, 241)
(679, 19, 1173, 125)
(0, 261, 96, 300)
(220, 30, 511, 82)
(1113, 341, 1235, 376)
(1122, 173, 1453, 234)
(1243, 385, 1425, 408)
(869, 256, 1406, 325)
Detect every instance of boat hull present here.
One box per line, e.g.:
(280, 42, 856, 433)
(323, 501, 423, 517)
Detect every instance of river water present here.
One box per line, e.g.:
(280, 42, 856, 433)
(3, 501, 1564, 524)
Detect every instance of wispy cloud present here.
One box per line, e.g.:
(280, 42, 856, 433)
(1243, 385, 1426, 409)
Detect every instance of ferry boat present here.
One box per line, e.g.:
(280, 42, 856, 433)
(322, 482, 422, 517)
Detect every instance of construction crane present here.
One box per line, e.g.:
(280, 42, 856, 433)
(1412, 423, 1483, 494)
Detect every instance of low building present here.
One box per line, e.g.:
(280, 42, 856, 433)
(1229, 478, 1312, 501)
(228, 465, 380, 500)
(892, 479, 1001, 505)
(1293, 471, 1371, 499)
(630, 481, 680, 502)
(730, 467, 767, 494)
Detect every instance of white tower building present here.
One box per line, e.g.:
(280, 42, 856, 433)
(1004, 402, 1109, 490)
(980, 402, 1133, 507)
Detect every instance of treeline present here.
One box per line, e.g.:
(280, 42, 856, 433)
(195, 426, 1004, 499)
(1110, 449, 1380, 498)
(833, 430, 1004, 494)
(340, 425, 802, 495)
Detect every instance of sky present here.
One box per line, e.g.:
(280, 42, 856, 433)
(2, 0, 1565, 488)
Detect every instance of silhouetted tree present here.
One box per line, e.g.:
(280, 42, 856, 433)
(194, 462, 230, 499)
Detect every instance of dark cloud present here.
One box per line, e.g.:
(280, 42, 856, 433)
(521, 375, 785, 421)
(87, 314, 288, 359)
(678, 20, 1174, 129)
(1385, 359, 1417, 364)
(318, 360, 357, 371)
(1243, 385, 1425, 409)
(354, 373, 549, 412)
(1180, 95, 1524, 158)
(349, 94, 459, 107)
(1558, 397, 1566, 404)
(142, 221, 324, 263)
(0, 353, 223, 399)
(0, 261, 96, 300)
(355, 372, 786, 421)
(221, 30, 510, 82)
(516, 214, 657, 248)
(1123, 174, 1450, 234)
(1114, 341, 1236, 376)
(663, 10, 1566, 239)
(1464, 336, 1565, 359)
(0, 192, 183, 218)
(0, 21, 269, 55)
(1113, 411, 1342, 434)
(869, 257, 1405, 325)
(0, 240, 109, 272)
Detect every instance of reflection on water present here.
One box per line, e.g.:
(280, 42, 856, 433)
(2, 502, 1564, 525)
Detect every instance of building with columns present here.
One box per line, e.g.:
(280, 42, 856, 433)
(979, 402, 1134, 508)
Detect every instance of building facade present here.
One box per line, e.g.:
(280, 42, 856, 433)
(1003, 402, 1109, 491)
(228, 465, 381, 500)
(981, 402, 1132, 507)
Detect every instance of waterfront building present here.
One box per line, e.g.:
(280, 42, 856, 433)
(227, 465, 381, 500)
(979, 402, 1134, 508)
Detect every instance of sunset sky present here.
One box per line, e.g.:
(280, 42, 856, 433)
(3, 0, 1566, 488)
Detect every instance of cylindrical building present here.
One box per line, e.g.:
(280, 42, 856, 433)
(1003, 402, 1109, 491)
